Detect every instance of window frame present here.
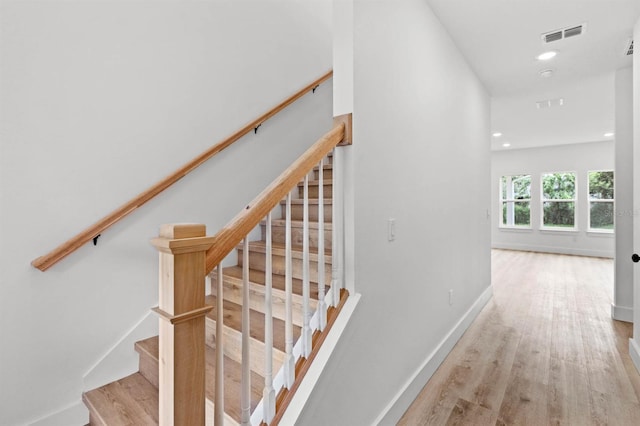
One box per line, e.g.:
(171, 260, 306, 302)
(499, 174, 532, 229)
(540, 171, 577, 231)
(587, 169, 614, 233)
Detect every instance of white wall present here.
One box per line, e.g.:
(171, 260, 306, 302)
(0, 1, 332, 424)
(631, 16, 640, 368)
(296, 1, 491, 424)
(615, 67, 634, 322)
(492, 141, 615, 258)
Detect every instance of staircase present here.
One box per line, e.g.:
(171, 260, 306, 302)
(82, 158, 334, 425)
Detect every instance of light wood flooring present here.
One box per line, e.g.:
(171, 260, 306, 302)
(399, 249, 640, 425)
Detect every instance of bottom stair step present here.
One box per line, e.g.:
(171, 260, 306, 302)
(86, 336, 265, 425)
(83, 372, 158, 426)
(136, 336, 264, 422)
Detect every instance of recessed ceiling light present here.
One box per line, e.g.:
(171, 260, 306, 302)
(502, 143, 511, 148)
(492, 132, 502, 137)
(537, 51, 557, 61)
(604, 132, 615, 137)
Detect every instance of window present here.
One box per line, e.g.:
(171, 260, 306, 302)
(588, 170, 614, 231)
(500, 175, 531, 227)
(541, 172, 576, 229)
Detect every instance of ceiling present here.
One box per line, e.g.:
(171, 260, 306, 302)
(426, 0, 640, 150)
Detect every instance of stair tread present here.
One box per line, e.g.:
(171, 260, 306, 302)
(221, 265, 327, 299)
(262, 219, 333, 230)
(282, 198, 332, 205)
(314, 163, 333, 170)
(297, 179, 333, 187)
(240, 240, 332, 258)
(205, 294, 301, 353)
(83, 372, 158, 426)
(134, 336, 263, 423)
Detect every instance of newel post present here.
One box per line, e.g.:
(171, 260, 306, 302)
(151, 224, 214, 426)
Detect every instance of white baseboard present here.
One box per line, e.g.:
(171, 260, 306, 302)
(83, 311, 158, 391)
(28, 401, 87, 426)
(630, 338, 640, 375)
(492, 242, 613, 258)
(373, 285, 493, 425)
(611, 303, 634, 323)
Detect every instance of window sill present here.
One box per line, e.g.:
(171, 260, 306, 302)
(539, 227, 578, 233)
(498, 226, 533, 232)
(587, 229, 614, 236)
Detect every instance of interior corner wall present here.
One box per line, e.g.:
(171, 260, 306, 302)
(491, 141, 615, 258)
(296, 0, 491, 424)
(615, 67, 634, 322)
(0, 1, 332, 424)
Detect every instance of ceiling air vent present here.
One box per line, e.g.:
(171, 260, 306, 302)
(536, 98, 564, 109)
(542, 23, 586, 43)
(544, 31, 563, 43)
(564, 25, 583, 38)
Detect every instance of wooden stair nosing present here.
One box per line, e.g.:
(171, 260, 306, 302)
(313, 168, 333, 181)
(238, 240, 333, 261)
(282, 198, 332, 206)
(280, 200, 333, 222)
(205, 295, 300, 354)
(211, 271, 315, 327)
(217, 265, 327, 299)
(206, 314, 286, 379)
(260, 218, 333, 230)
(296, 179, 333, 188)
(260, 221, 333, 251)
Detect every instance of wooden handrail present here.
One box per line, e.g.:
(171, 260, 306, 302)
(204, 122, 346, 274)
(31, 70, 333, 271)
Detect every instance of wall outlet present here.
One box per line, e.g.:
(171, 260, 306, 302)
(449, 289, 454, 305)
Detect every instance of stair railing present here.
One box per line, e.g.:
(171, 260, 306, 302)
(151, 113, 351, 425)
(31, 71, 333, 272)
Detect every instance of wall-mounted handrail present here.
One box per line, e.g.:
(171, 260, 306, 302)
(204, 120, 346, 274)
(31, 70, 333, 271)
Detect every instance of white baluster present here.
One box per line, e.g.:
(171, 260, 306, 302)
(283, 193, 295, 388)
(317, 159, 327, 331)
(302, 175, 312, 357)
(241, 238, 251, 426)
(263, 212, 275, 423)
(215, 266, 225, 425)
(331, 148, 342, 307)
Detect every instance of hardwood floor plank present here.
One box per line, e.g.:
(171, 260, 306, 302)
(547, 357, 592, 426)
(495, 374, 549, 424)
(444, 398, 494, 426)
(399, 250, 640, 426)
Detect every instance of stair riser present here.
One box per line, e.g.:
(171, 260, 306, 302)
(261, 223, 332, 250)
(238, 250, 332, 286)
(297, 182, 332, 199)
(211, 275, 314, 327)
(205, 317, 284, 378)
(313, 168, 333, 180)
(281, 202, 332, 222)
(137, 351, 159, 389)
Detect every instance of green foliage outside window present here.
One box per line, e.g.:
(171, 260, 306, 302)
(542, 173, 575, 227)
(589, 171, 614, 230)
(501, 175, 531, 227)
(542, 172, 575, 199)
